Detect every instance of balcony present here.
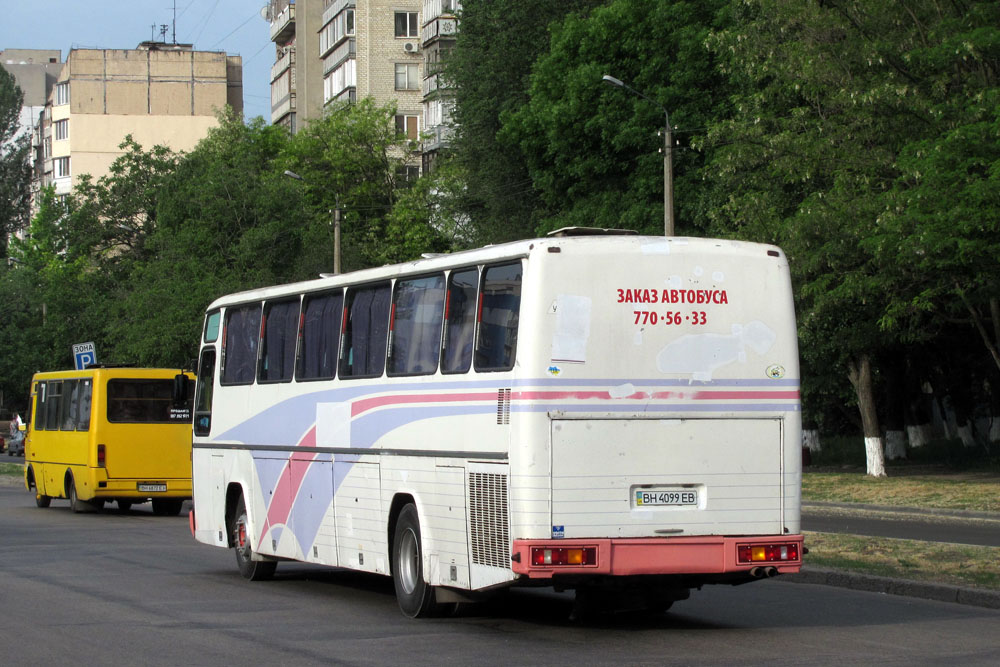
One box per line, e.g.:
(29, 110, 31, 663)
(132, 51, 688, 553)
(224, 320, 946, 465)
(271, 49, 294, 83)
(272, 92, 296, 124)
(421, 15, 459, 45)
(323, 38, 356, 74)
(322, 0, 356, 27)
(421, 124, 453, 153)
(270, 3, 295, 43)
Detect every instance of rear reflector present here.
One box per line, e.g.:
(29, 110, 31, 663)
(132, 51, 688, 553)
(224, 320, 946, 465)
(530, 546, 597, 567)
(738, 542, 800, 563)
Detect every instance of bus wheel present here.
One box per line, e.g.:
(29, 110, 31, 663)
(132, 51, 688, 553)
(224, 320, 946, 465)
(392, 504, 444, 618)
(233, 497, 276, 581)
(117, 500, 133, 513)
(68, 478, 98, 513)
(35, 493, 51, 508)
(151, 499, 183, 516)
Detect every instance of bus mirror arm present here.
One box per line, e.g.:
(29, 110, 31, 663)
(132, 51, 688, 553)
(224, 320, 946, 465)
(172, 373, 189, 406)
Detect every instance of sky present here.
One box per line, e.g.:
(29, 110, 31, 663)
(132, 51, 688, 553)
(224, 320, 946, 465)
(0, 0, 273, 121)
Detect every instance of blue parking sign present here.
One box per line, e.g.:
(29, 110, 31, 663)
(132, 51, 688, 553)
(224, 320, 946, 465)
(72, 342, 97, 370)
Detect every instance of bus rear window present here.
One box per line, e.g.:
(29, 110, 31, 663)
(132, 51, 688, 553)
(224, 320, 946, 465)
(107, 379, 194, 423)
(475, 262, 522, 372)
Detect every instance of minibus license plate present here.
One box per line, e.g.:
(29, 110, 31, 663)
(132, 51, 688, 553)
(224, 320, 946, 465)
(138, 483, 167, 492)
(635, 490, 697, 506)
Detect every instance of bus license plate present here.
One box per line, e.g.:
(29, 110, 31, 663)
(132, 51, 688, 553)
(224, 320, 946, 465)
(138, 483, 167, 493)
(635, 489, 698, 506)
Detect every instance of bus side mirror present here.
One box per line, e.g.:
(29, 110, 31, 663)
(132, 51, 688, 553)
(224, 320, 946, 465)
(172, 373, 189, 406)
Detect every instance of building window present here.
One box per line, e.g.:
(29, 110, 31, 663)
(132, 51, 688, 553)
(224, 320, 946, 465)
(43, 136, 52, 158)
(394, 11, 418, 38)
(395, 114, 419, 140)
(54, 157, 70, 178)
(55, 82, 69, 106)
(324, 59, 356, 103)
(394, 63, 419, 90)
(395, 165, 420, 186)
(320, 8, 354, 55)
(54, 120, 68, 141)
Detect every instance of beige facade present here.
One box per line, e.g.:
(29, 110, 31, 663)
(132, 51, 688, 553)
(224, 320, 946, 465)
(267, 0, 423, 138)
(32, 43, 243, 202)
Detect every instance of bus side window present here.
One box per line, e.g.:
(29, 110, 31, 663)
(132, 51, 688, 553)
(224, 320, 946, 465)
(195, 349, 217, 436)
(259, 298, 300, 383)
(222, 303, 262, 385)
(475, 262, 522, 372)
(340, 282, 391, 379)
(388, 274, 445, 376)
(77, 380, 92, 431)
(45, 381, 63, 431)
(442, 268, 478, 374)
(35, 381, 48, 431)
(59, 379, 78, 430)
(298, 290, 343, 381)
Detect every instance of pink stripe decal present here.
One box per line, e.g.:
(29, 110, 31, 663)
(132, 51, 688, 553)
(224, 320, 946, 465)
(258, 425, 319, 544)
(349, 389, 801, 416)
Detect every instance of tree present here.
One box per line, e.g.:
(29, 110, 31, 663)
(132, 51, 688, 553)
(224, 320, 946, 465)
(446, 0, 607, 244)
(499, 0, 730, 236)
(0, 66, 30, 254)
(704, 0, 1000, 474)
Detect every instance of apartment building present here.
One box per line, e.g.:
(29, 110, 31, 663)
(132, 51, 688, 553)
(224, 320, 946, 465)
(419, 0, 460, 173)
(0, 48, 63, 146)
(267, 0, 424, 149)
(31, 43, 243, 202)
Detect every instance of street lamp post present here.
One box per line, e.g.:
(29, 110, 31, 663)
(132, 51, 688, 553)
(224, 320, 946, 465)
(283, 170, 341, 274)
(602, 74, 674, 237)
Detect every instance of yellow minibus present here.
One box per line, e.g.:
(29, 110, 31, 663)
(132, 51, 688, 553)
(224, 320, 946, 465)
(24, 367, 194, 515)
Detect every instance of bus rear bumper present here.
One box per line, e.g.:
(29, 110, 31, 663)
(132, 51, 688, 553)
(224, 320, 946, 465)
(511, 535, 803, 579)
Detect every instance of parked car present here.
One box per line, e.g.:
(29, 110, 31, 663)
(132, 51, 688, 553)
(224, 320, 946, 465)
(7, 429, 24, 456)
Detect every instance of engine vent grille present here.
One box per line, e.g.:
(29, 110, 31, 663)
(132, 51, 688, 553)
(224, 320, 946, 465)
(496, 388, 511, 424)
(469, 472, 509, 568)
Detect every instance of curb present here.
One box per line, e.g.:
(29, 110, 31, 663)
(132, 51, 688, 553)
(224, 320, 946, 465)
(803, 501, 1000, 522)
(785, 566, 1000, 609)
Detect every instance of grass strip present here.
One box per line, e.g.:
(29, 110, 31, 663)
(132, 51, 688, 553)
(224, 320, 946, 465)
(0, 462, 23, 477)
(803, 471, 1000, 512)
(804, 531, 1000, 591)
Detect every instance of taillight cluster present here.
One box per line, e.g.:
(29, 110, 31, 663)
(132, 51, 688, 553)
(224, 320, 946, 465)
(530, 546, 597, 567)
(97, 444, 106, 468)
(737, 543, 799, 563)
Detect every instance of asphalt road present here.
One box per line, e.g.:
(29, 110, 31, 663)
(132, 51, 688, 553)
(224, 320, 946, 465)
(802, 504, 1000, 547)
(1, 485, 999, 666)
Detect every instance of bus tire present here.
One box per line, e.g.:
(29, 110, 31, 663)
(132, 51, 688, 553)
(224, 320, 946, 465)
(392, 503, 444, 618)
(152, 499, 183, 516)
(233, 497, 277, 581)
(117, 500, 133, 513)
(35, 493, 51, 508)
(68, 476, 98, 513)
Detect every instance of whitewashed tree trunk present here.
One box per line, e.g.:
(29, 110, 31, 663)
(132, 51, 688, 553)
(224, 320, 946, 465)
(906, 423, 932, 448)
(802, 429, 821, 453)
(848, 354, 887, 478)
(884, 430, 906, 460)
(957, 423, 976, 448)
(865, 437, 887, 477)
(989, 418, 1000, 443)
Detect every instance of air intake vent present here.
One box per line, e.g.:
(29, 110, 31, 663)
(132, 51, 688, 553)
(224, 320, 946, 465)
(469, 472, 509, 568)
(496, 388, 511, 424)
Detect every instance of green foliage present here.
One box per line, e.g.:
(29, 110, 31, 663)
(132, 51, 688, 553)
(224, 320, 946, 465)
(0, 66, 30, 253)
(502, 0, 730, 236)
(447, 0, 607, 243)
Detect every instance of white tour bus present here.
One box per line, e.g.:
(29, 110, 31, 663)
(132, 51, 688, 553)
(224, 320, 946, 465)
(190, 231, 803, 617)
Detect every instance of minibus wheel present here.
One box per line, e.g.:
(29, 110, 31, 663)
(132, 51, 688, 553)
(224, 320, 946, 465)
(35, 493, 51, 508)
(233, 497, 277, 581)
(392, 503, 446, 618)
(67, 475, 98, 513)
(152, 499, 183, 516)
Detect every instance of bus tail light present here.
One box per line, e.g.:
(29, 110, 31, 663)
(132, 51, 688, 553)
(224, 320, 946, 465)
(97, 444, 106, 468)
(737, 542, 799, 564)
(530, 546, 597, 567)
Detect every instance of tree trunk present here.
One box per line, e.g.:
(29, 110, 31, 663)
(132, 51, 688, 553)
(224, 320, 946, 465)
(848, 354, 886, 477)
(885, 430, 906, 459)
(802, 429, 822, 453)
(883, 354, 906, 460)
